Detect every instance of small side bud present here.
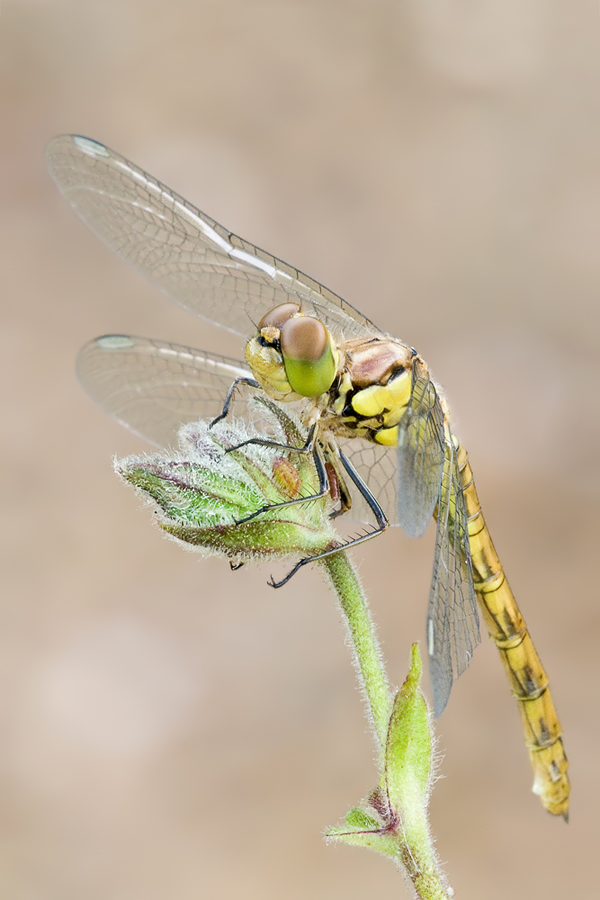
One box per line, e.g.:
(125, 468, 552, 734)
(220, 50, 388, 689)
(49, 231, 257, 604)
(384, 642, 433, 818)
(272, 456, 302, 500)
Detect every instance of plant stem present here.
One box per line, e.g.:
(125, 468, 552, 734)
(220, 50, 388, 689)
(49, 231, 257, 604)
(321, 554, 452, 900)
(403, 829, 451, 900)
(319, 551, 391, 753)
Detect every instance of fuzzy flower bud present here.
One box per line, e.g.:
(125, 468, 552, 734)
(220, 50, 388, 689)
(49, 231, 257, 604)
(115, 398, 338, 569)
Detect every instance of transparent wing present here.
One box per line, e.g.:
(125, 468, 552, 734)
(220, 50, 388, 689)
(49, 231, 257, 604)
(47, 135, 379, 345)
(396, 358, 446, 538)
(426, 433, 480, 718)
(76, 335, 253, 449)
(76, 334, 400, 524)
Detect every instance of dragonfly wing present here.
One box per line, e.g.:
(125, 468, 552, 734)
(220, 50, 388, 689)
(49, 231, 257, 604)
(47, 135, 379, 344)
(76, 335, 253, 449)
(426, 433, 480, 718)
(396, 358, 445, 538)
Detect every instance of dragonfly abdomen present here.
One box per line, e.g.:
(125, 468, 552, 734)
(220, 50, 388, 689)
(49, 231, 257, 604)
(457, 444, 570, 820)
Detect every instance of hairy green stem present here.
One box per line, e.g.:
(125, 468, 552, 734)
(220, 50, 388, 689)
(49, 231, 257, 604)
(319, 551, 391, 753)
(403, 827, 450, 900)
(321, 553, 451, 900)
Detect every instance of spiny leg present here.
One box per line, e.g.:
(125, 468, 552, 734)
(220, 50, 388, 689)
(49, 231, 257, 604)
(225, 421, 317, 456)
(339, 449, 388, 529)
(210, 376, 261, 427)
(231, 425, 331, 525)
(268, 448, 389, 588)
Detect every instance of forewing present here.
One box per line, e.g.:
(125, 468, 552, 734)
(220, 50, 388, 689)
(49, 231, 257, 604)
(76, 335, 253, 449)
(47, 135, 378, 344)
(396, 358, 445, 538)
(426, 433, 480, 718)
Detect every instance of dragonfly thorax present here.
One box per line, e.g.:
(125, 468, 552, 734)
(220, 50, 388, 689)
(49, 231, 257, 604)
(325, 336, 416, 447)
(247, 301, 418, 449)
(245, 302, 339, 402)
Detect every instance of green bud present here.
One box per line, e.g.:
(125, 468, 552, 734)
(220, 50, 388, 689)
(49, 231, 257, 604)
(344, 807, 381, 830)
(115, 398, 338, 567)
(384, 642, 433, 819)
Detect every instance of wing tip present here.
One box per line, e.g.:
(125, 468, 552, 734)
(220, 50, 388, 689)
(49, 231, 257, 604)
(432, 689, 449, 720)
(429, 652, 452, 720)
(45, 134, 110, 170)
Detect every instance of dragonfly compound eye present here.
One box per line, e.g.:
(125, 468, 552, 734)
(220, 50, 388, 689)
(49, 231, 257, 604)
(258, 302, 301, 331)
(280, 315, 337, 397)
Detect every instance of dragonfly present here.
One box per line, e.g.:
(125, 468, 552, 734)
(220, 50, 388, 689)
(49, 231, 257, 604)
(46, 134, 569, 819)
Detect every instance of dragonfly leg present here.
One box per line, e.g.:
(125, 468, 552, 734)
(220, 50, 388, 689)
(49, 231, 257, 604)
(233, 427, 331, 525)
(225, 422, 317, 456)
(268, 449, 388, 588)
(210, 376, 261, 426)
(337, 449, 388, 527)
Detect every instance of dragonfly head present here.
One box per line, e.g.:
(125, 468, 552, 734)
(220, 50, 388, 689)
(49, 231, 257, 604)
(246, 303, 339, 400)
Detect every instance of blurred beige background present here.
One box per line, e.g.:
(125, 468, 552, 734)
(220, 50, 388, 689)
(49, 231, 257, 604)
(2, 2, 599, 898)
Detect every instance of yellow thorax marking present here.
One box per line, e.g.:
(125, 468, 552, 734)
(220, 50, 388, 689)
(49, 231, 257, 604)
(352, 369, 412, 424)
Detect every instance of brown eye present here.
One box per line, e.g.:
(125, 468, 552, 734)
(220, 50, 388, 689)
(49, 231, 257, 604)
(280, 316, 336, 397)
(258, 303, 301, 331)
(280, 316, 328, 362)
